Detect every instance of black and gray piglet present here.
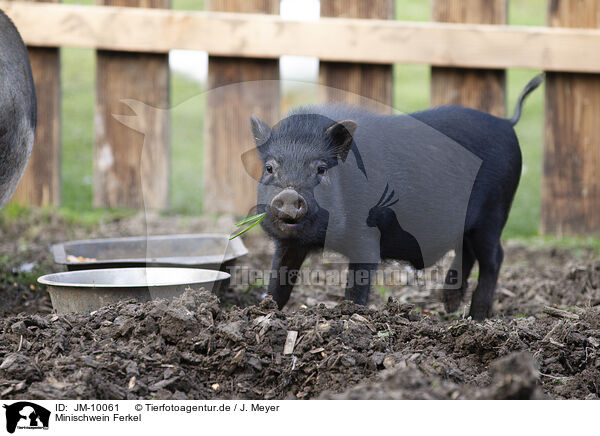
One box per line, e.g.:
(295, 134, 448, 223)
(247, 74, 543, 320)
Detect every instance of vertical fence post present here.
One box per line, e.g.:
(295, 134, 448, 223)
(94, 0, 170, 210)
(542, 0, 600, 235)
(319, 0, 395, 111)
(204, 0, 280, 214)
(11, 0, 61, 207)
(430, 0, 507, 117)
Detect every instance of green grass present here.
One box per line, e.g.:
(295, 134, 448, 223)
(510, 235, 600, 257)
(504, 69, 544, 238)
(392, 0, 547, 239)
(169, 71, 205, 215)
(60, 0, 206, 215)
(0, 202, 133, 230)
(60, 47, 207, 215)
(172, 0, 204, 10)
(375, 285, 389, 300)
(61, 47, 94, 210)
(24, 0, 585, 241)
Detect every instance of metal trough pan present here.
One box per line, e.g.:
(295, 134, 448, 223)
(51, 234, 247, 271)
(38, 267, 230, 314)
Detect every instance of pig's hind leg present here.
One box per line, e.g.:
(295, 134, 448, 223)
(467, 229, 504, 320)
(345, 263, 378, 305)
(443, 237, 476, 313)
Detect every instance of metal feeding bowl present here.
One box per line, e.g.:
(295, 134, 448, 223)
(51, 234, 247, 271)
(38, 267, 230, 314)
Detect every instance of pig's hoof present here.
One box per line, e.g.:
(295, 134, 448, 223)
(468, 306, 490, 321)
(443, 289, 464, 313)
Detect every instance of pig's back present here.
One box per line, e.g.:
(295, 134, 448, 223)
(409, 105, 522, 230)
(304, 103, 521, 170)
(409, 105, 521, 176)
(297, 103, 521, 255)
(316, 103, 522, 225)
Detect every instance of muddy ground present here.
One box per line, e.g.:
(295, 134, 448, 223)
(0, 209, 599, 399)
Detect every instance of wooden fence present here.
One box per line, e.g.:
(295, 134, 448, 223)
(2, 0, 600, 235)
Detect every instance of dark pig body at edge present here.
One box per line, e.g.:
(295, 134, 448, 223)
(0, 9, 37, 208)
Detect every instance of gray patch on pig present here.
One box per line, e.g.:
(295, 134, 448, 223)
(247, 105, 481, 288)
(309, 107, 482, 272)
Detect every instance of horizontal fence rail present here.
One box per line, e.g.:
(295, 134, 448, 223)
(2, 0, 599, 236)
(1, 1, 600, 73)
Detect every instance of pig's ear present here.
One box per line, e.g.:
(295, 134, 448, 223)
(250, 115, 272, 146)
(326, 120, 357, 162)
(241, 148, 263, 182)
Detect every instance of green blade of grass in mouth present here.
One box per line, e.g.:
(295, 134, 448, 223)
(229, 213, 266, 240)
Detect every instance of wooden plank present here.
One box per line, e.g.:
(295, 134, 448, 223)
(319, 0, 394, 110)
(204, 0, 279, 214)
(3, 2, 600, 73)
(94, 0, 169, 210)
(11, 0, 60, 207)
(542, 0, 600, 235)
(431, 0, 507, 117)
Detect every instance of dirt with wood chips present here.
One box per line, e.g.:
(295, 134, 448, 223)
(1, 210, 599, 399)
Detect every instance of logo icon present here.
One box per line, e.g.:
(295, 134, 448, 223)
(3, 402, 50, 433)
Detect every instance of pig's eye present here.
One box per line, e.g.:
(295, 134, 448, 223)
(265, 164, 273, 174)
(317, 165, 327, 175)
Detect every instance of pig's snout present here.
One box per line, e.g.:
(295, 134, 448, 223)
(270, 189, 307, 223)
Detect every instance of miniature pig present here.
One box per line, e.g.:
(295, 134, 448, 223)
(0, 10, 36, 208)
(248, 74, 543, 320)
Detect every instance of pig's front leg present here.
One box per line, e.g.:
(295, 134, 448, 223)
(267, 243, 309, 309)
(345, 263, 378, 306)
